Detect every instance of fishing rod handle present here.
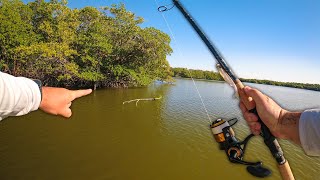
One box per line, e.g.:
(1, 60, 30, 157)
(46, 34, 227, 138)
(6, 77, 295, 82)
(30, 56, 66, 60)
(249, 108, 286, 164)
(279, 161, 295, 180)
(235, 79, 285, 163)
(235, 79, 295, 179)
(249, 108, 295, 180)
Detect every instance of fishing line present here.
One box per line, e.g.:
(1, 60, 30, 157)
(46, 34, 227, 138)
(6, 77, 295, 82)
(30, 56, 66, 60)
(159, 1, 292, 179)
(155, 2, 271, 179)
(154, 0, 212, 123)
(155, 3, 214, 177)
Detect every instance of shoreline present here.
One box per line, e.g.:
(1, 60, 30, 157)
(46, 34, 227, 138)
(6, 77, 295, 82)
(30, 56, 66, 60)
(173, 77, 320, 92)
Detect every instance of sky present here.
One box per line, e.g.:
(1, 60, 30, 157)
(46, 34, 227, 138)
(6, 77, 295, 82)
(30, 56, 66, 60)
(24, 0, 320, 84)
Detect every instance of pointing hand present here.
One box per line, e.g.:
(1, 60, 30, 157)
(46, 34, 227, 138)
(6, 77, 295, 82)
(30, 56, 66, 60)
(39, 87, 92, 118)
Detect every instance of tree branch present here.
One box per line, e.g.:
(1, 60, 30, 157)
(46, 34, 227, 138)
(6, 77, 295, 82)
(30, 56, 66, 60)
(122, 96, 162, 106)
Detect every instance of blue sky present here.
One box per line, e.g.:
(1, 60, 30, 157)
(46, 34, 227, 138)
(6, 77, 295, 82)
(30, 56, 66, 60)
(24, 0, 320, 84)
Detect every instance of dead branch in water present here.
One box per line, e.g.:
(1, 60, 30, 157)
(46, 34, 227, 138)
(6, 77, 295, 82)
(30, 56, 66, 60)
(123, 96, 162, 106)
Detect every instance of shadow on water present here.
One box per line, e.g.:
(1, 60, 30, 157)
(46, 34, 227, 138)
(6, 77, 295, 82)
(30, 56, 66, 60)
(0, 79, 319, 179)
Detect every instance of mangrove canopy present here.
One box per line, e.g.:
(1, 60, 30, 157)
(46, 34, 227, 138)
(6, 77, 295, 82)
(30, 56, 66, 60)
(0, 0, 173, 88)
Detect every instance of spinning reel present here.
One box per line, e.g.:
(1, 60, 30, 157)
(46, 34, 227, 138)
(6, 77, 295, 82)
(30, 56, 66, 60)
(210, 118, 271, 178)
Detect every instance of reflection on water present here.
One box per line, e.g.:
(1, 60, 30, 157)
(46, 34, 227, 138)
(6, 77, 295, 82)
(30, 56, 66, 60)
(0, 78, 319, 179)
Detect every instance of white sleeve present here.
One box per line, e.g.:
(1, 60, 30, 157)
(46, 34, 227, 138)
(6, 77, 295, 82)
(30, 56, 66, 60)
(0, 72, 41, 120)
(299, 109, 320, 156)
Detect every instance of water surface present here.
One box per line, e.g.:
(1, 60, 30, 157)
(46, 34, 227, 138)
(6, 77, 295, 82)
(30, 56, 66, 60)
(0, 79, 319, 180)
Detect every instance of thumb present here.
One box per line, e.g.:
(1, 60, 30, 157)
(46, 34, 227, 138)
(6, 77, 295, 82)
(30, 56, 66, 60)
(243, 86, 266, 105)
(59, 108, 72, 118)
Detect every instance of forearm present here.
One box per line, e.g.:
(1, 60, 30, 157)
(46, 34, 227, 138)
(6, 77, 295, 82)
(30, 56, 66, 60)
(279, 110, 301, 145)
(0, 72, 41, 120)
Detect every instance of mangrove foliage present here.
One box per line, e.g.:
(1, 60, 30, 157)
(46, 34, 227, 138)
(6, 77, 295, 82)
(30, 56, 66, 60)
(172, 67, 223, 81)
(0, 0, 173, 88)
(1, 0, 318, 92)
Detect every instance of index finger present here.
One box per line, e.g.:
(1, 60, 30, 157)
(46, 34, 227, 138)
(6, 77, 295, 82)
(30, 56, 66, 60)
(237, 86, 256, 110)
(71, 89, 92, 100)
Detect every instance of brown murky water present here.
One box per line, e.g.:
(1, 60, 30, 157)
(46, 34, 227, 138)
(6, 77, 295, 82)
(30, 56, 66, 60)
(0, 79, 319, 179)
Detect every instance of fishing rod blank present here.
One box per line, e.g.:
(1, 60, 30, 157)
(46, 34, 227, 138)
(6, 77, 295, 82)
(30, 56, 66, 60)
(159, 0, 294, 179)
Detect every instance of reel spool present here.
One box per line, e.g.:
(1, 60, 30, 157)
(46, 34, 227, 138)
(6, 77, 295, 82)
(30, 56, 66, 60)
(210, 118, 272, 178)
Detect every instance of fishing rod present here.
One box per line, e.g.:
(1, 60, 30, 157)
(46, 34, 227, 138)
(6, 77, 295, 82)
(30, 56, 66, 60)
(158, 1, 294, 179)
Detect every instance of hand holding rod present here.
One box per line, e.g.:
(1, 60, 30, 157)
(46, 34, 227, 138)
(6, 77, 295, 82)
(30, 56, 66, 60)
(236, 81, 294, 180)
(172, 0, 294, 179)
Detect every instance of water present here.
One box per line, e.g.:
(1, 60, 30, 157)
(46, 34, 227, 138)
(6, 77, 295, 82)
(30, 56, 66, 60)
(0, 78, 319, 180)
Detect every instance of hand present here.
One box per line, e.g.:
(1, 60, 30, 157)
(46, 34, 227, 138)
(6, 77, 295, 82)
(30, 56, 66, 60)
(39, 87, 92, 118)
(239, 86, 301, 144)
